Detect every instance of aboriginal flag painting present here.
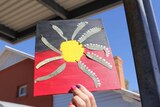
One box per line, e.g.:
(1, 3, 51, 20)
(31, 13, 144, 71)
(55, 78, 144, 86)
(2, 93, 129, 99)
(34, 19, 120, 96)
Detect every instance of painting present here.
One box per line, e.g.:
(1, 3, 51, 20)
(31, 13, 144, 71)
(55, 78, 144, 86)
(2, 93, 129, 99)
(34, 19, 120, 96)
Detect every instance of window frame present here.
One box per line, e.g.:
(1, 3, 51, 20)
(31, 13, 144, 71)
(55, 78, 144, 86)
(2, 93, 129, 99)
(18, 84, 27, 97)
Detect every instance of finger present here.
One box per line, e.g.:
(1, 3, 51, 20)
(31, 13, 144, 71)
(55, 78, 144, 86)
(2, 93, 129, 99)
(72, 95, 86, 107)
(76, 84, 97, 107)
(68, 102, 76, 107)
(71, 85, 91, 107)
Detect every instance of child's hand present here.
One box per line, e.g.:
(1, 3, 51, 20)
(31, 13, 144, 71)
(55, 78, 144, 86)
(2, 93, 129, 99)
(68, 84, 97, 107)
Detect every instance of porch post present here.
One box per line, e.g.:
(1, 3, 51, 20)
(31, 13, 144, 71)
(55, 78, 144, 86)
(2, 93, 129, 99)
(123, 0, 160, 106)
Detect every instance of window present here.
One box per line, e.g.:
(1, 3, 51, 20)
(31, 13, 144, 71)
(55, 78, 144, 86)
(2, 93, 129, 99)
(18, 85, 27, 97)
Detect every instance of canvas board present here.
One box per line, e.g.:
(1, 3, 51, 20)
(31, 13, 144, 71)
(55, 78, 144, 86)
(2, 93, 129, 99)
(34, 19, 120, 96)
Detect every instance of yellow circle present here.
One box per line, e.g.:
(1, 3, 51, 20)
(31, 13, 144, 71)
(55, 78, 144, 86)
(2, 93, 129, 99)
(60, 40, 84, 62)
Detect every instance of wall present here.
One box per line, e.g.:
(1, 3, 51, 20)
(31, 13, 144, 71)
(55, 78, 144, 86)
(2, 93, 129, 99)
(0, 59, 53, 107)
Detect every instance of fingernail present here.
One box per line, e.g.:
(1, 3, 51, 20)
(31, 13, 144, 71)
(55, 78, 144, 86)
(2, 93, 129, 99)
(71, 85, 77, 90)
(69, 102, 72, 105)
(76, 84, 81, 88)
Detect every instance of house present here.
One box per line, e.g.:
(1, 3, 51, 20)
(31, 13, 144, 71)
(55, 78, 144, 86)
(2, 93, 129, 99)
(0, 46, 141, 107)
(0, 46, 52, 107)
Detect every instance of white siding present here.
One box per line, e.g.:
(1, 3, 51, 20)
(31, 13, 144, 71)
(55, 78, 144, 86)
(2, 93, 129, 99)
(53, 90, 141, 107)
(0, 101, 32, 107)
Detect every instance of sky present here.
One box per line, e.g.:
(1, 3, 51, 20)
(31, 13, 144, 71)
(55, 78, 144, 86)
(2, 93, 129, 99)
(0, 1, 159, 92)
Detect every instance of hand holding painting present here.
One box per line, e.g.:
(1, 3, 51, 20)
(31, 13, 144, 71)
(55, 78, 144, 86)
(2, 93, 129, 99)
(35, 20, 120, 107)
(68, 84, 97, 107)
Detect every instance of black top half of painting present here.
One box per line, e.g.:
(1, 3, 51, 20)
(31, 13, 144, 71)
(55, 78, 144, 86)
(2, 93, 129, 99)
(36, 19, 110, 52)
